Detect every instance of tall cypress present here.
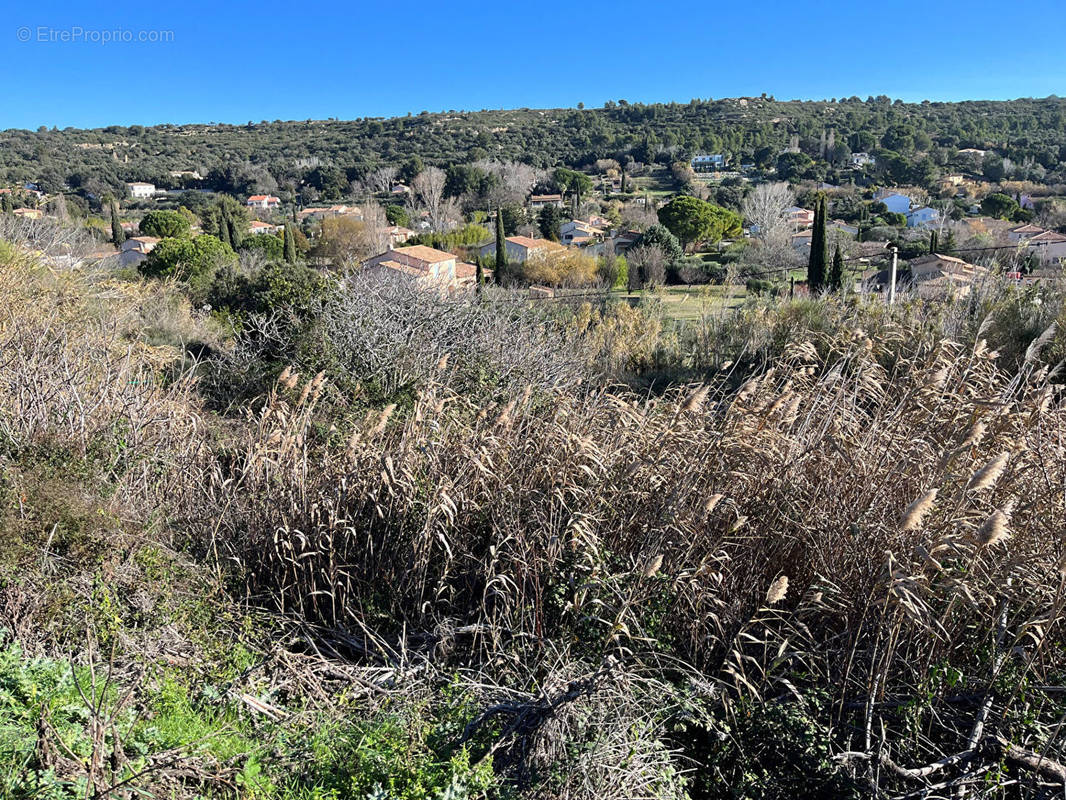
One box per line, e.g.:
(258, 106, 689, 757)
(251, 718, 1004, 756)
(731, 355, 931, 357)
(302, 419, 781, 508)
(619, 163, 627, 194)
(283, 224, 296, 263)
(1, 193, 13, 214)
(494, 209, 507, 283)
(109, 200, 125, 245)
(829, 243, 844, 291)
(217, 207, 232, 249)
(929, 230, 939, 254)
(475, 258, 484, 299)
(807, 195, 827, 292)
(228, 213, 242, 250)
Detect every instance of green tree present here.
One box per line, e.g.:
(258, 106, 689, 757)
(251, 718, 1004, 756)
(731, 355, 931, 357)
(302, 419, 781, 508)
(1, 193, 13, 214)
(283, 224, 297, 263)
(139, 209, 191, 239)
(829, 243, 844, 291)
(656, 196, 741, 250)
(495, 210, 508, 282)
(242, 233, 284, 260)
(109, 200, 125, 245)
(140, 234, 236, 301)
(639, 224, 683, 263)
(807, 195, 828, 292)
(981, 193, 1020, 220)
(385, 204, 409, 227)
(538, 204, 564, 241)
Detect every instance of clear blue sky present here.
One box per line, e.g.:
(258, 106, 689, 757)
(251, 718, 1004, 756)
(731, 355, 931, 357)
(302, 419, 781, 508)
(5, 0, 1066, 130)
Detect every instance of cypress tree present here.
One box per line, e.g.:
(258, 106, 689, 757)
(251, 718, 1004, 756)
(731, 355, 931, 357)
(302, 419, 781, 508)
(217, 207, 232, 249)
(929, 230, 939, 253)
(228, 213, 242, 250)
(109, 200, 125, 244)
(475, 258, 484, 299)
(807, 195, 827, 292)
(495, 209, 507, 283)
(619, 163, 627, 194)
(283, 224, 296, 263)
(829, 243, 844, 291)
(1, 193, 12, 214)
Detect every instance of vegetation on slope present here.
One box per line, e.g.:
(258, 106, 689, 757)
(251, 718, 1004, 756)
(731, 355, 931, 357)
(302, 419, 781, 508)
(3, 218, 1066, 797)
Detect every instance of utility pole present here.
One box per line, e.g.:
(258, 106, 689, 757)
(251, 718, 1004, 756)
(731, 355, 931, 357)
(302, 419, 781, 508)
(888, 244, 899, 305)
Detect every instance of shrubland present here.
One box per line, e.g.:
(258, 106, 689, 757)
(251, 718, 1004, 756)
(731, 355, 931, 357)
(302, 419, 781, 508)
(3, 217, 1066, 798)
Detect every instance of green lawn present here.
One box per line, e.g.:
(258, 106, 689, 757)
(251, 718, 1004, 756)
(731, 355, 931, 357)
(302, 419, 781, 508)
(612, 284, 747, 321)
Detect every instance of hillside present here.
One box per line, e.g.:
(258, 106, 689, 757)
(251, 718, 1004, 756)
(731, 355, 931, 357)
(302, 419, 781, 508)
(8, 96, 1066, 199)
(2, 215, 1066, 797)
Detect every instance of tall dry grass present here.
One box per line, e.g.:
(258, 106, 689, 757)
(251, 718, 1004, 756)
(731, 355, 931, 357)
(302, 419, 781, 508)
(201, 289, 1066, 784)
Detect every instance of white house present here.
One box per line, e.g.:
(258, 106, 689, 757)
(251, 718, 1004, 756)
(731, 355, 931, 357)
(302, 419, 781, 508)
(1026, 230, 1066, 262)
(850, 153, 876, 168)
(560, 219, 605, 244)
(127, 182, 156, 199)
(874, 191, 911, 215)
(691, 154, 727, 172)
(248, 220, 283, 236)
(478, 235, 566, 264)
(906, 207, 940, 229)
(363, 245, 478, 292)
(246, 194, 281, 210)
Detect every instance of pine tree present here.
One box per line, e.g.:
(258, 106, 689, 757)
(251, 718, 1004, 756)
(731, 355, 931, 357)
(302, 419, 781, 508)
(283, 224, 296, 263)
(807, 195, 827, 292)
(495, 209, 507, 283)
(829, 243, 844, 291)
(109, 200, 125, 245)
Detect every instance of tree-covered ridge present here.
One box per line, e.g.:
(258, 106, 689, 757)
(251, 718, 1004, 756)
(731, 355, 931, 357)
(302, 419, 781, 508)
(8, 95, 1066, 198)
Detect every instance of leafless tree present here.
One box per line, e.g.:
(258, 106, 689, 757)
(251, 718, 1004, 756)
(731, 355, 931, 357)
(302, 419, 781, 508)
(742, 182, 800, 275)
(477, 160, 538, 207)
(366, 165, 398, 196)
(412, 166, 448, 230)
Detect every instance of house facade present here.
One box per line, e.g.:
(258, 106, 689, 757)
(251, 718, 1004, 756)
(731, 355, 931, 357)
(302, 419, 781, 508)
(909, 253, 987, 298)
(906, 207, 940, 229)
(246, 195, 281, 209)
(127, 182, 156, 199)
(1027, 230, 1066, 262)
(529, 194, 564, 210)
(364, 245, 479, 292)
(477, 236, 566, 263)
(691, 154, 727, 172)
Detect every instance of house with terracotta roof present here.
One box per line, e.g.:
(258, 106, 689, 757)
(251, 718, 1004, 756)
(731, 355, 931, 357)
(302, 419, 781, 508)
(1026, 230, 1066, 262)
(246, 195, 281, 209)
(118, 236, 160, 267)
(363, 245, 480, 291)
(1008, 223, 1045, 243)
(384, 225, 414, 248)
(248, 220, 283, 236)
(785, 206, 815, 230)
(560, 219, 606, 244)
(909, 253, 988, 298)
(11, 207, 43, 220)
(529, 194, 564, 210)
(477, 235, 567, 264)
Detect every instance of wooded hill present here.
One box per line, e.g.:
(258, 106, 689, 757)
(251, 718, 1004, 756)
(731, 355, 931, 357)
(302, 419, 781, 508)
(7, 95, 1066, 200)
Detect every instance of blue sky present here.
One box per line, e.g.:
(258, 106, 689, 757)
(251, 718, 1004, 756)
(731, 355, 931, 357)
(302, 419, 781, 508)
(5, 0, 1066, 130)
